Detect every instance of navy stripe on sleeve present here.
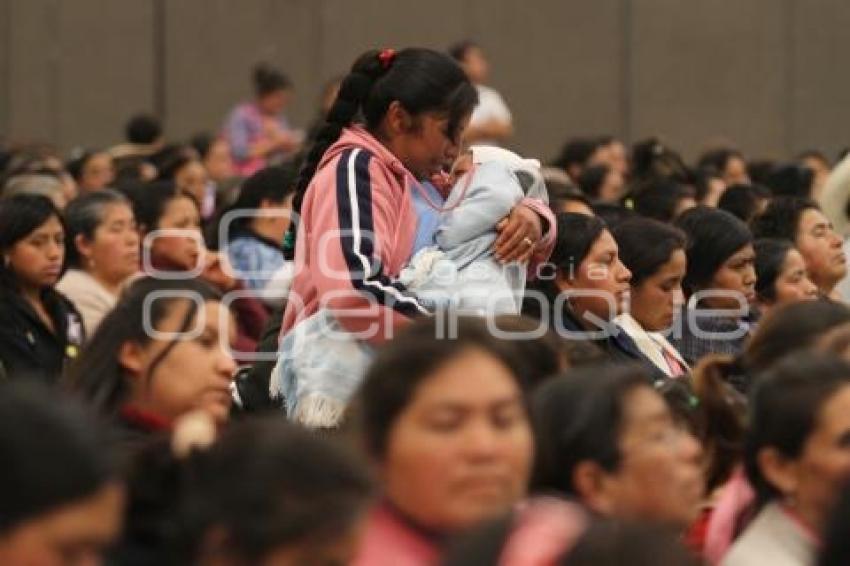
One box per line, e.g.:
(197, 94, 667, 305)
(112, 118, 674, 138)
(335, 148, 429, 317)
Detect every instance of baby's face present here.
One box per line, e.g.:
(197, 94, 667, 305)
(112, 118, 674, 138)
(430, 151, 473, 193)
(449, 152, 474, 183)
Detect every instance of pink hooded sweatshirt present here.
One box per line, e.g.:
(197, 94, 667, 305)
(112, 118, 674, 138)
(281, 126, 555, 344)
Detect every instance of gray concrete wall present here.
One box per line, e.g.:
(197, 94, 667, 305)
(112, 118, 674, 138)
(2, 0, 848, 163)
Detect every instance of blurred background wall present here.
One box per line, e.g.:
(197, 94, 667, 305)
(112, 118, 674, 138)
(1, 0, 848, 161)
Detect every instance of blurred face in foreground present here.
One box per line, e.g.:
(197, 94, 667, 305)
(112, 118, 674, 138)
(576, 385, 704, 527)
(0, 483, 124, 566)
(380, 348, 533, 531)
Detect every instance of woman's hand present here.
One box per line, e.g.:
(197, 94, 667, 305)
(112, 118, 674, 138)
(494, 204, 544, 264)
(274, 130, 302, 153)
(201, 252, 239, 292)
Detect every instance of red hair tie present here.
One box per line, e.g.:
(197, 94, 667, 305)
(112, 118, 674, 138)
(378, 48, 396, 70)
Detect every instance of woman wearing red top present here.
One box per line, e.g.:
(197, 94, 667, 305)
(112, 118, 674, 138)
(65, 277, 237, 453)
(352, 316, 535, 565)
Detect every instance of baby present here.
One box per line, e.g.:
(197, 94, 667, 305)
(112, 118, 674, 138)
(400, 145, 547, 313)
(271, 146, 548, 427)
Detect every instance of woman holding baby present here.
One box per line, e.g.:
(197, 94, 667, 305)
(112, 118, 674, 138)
(275, 47, 554, 426)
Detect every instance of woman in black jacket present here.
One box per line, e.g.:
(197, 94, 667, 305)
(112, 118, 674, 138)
(522, 213, 653, 371)
(0, 194, 84, 383)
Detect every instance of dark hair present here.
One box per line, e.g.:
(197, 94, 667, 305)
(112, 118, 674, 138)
(590, 202, 634, 230)
(560, 519, 701, 566)
(697, 148, 744, 175)
(674, 206, 753, 296)
(112, 158, 149, 185)
(119, 180, 197, 233)
(490, 314, 568, 388)
(745, 352, 850, 505)
(177, 417, 371, 563)
(630, 178, 695, 223)
(691, 166, 723, 203)
(612, 218, 686, 287)
(522, 213, 607, 320)
(448, 39, 479, 62)
(189, 132, 215, 160)
(64, 277, 221, 417)
(750, 196, 819, 243)
(630, 137, 689, 183)
(753, 238, 795, 303)
(292, 48, 477, 216)
(149, 145, 199, 182)
(63, 189, 132, 268)
(0, 194, 63, 290)
(747, 300, 850, 379)
(821, 482, 850, 566)
(718, 183, 771, 223)
(253, 63, 292, 97)
(551, 138, 604, 175)
(212, 165, 297, 248)
(65, 150, 97, 181)
(126, 114, 162, 145)
(747, 159, 776, 186)
(0, 382, 115, 532)
(765, 163, 815, 198)
(546, 179, 591, 209)
(577, 164, 611, 200)
(693, 302, 847, 484)
(530, 364, 652, 496)
(358, 316, 527, 459)
(689, 354, 749, 492)
(233, 165, 295, 211)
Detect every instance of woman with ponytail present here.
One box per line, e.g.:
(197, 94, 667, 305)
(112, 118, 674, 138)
(277, 48, 554, 418)
(686, 300, 850, 562)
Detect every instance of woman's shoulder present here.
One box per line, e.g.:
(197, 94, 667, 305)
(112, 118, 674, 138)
(0, 290, 28, 339)
(0, 285, 20, 312)
(229, 232, 282, 253)
(57, 269, 106, 297)
(614, 313, 644, 337)
(351, 504, 441, 566)
(44, 288, 86, 347)
(57, 268, 91, 285)
(228, 233, 283, 260)
(45, 285, 83, 316)
(319, 127, 410, 182)
(722, 504, 815, 566)
(307, 147, 408, 213)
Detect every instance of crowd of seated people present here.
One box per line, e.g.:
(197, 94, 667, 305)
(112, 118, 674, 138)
(3, 44, 850, 566)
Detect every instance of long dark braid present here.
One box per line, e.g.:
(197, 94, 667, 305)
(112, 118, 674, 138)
(282, 51, 386, 258)
(291, 51, 385, 216)
(283, 47, 477, 258)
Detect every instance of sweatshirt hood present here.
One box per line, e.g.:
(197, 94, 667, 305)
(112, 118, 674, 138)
(318, 125, 411, 180)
